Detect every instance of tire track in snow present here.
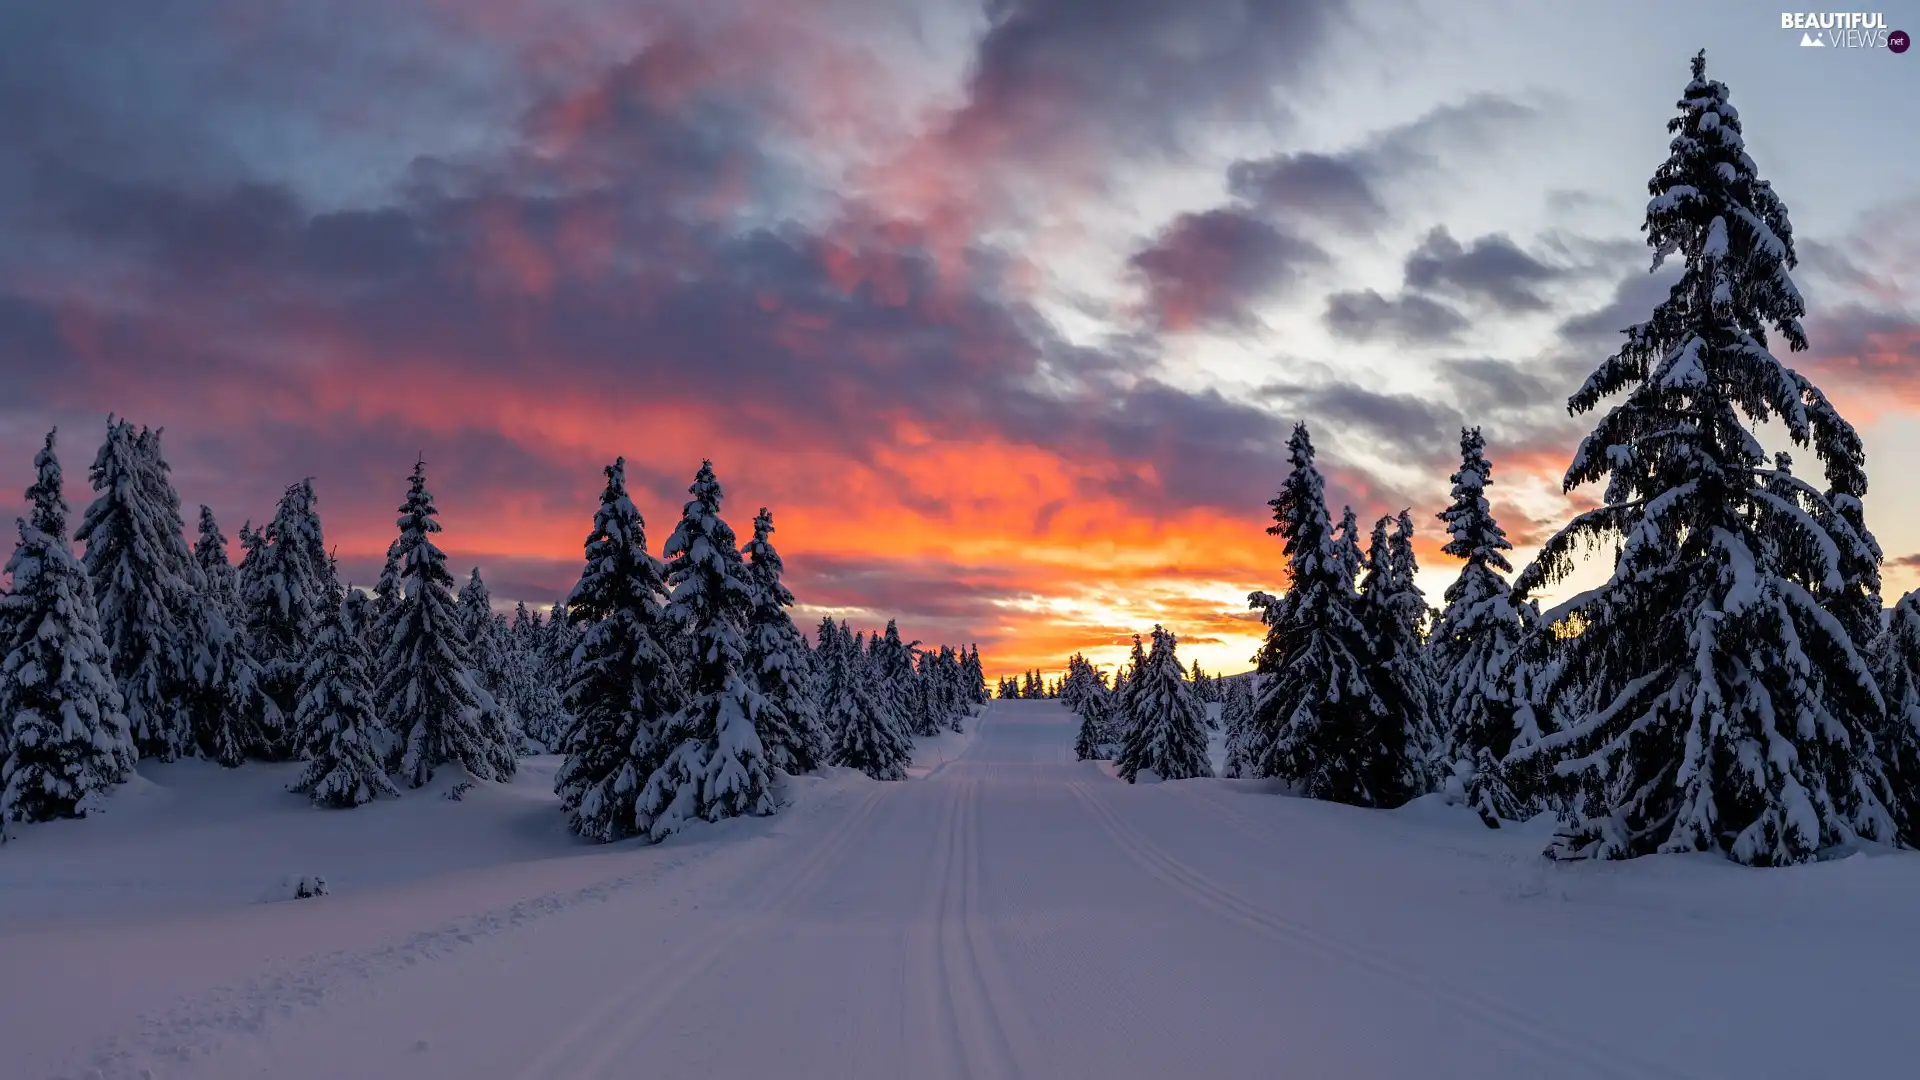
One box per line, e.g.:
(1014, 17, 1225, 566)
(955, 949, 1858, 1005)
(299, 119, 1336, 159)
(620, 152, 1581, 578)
(1066, 782, 1699, 1080)
(914, 778, 1033, 1080)
(509, 783, 896, 1080)
(955, 776, 1048, 1077)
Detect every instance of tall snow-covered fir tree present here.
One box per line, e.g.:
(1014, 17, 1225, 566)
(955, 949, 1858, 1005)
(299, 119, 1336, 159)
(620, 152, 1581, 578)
(1115, 626, 1213, 783)
(635, 461, 774, 841)
(376, 460, 517, 788)
(370, 538, 403, 641)
(292, 595, 397, 809)
(554, 458, 684, 842)
(543, 600, 582, 702)
(1112, 634, 1149, 744)
(823, 619, 911, 780)
(1065, 654, 1114, 760)
(1332, 505, 1365, 594)
(1510, 52, 1895, 865)
(1350, 514, 1437, 807)
(239, 479, 335, 756)
(963, 645, 988, 705)
(0, 430, 137, 832)
(1251, 424, 1379, 802)
(74, 419, 201, 761)
(179, 503, 270, 766)
(1220, 675, 1257, 778)
(904, 649, 940, 739)
(502, 600, 568, 752)
(182, 566, 268, 768)
(1431, 428, 1530, 825)
(1874, 590, 1920, 845)
(875, 621, 931, 736)
(195, 506, 241, 623)
(811, 616, 837, 717)
(741, 508, 826, 774)
(935, 644, 967, 732)
(457, 567, 522, 749)
(341, 586, 372, 642)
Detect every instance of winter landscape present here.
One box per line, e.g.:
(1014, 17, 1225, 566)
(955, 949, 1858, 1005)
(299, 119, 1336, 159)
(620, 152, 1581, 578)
(4, 4, 1920, 1079)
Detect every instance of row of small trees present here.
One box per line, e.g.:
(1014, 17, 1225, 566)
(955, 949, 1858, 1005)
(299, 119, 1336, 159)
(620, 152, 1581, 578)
(1060, 630, 1221, 784)
(1223, 53, 1920, 867)
(0, 426, 989, 844)
(1000, 660, 1225, 704)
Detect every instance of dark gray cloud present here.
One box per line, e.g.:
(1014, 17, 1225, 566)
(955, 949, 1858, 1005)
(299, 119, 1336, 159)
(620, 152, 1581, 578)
(947, 0, 1349, 163)
(1438, 357, 1558, 413)
(1128, 208, 1326, 330)
(1257, 380, 1459, 461)
(1556, 262, 1683, 351)
(1402, 226, 1562, 312)
(1322, 288, 1469, 345)
(1226, 152, 1384, 231)
(1220, 93, 1535, 235)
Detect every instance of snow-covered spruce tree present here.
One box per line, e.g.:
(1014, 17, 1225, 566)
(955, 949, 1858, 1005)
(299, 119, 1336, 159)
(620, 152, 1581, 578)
(1332, 505, 1364, 593)
(74, 419, 200, 761)
(1350, 515, 1437, 807)
(874, 620, 930, 735)
(239, 479, 335, 756)
(811, 616, 838, 718)
(1250, 424, 1379, 802)
(937, 644, 968, 732)
(376, 460, 517, 788)
(179, 503, 271, 766)
(457, 568, 524, 749)
(903, 649, 938, 739)
(341, 586, 371, 642)
(370, 538, 403, 643)
(1510, 51, 1895, 865)
(500, 602, 566, 752)
(1873, 589, 1920, 844)
(1059, 653, 1093, 713)
(195, 506, 242, 624)
(741, 507, 827, 774)
(1116, 626, 1213, 782)
(1221, 675, 1257, 778)
(292, 595, 397, 808)
(1112, 634, 1149, 740)
(634, 461, 774, 841)
(457, 569, 505, 694)
(825, 619, 911, 780)
(1431, 428, 1531, 825)
(542, 600, 581, 709)
(1073, 698, 1106, 761)
(553, 458, 684, 842)
(964, 645, 988, 705)
(183, 569, 268, 768)
(0, 429, 137, 832)
(1064, 654, 1114, 761)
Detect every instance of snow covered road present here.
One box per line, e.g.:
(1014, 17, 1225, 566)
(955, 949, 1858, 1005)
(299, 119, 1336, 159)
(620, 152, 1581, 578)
(7, 699, 1919, 1079)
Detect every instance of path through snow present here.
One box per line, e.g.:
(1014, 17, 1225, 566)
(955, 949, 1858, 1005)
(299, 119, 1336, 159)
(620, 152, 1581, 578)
(5, 700, 1918, 1079)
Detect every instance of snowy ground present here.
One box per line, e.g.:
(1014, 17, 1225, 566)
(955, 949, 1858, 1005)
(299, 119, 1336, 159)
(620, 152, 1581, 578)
(4, 700, 1918, 1079)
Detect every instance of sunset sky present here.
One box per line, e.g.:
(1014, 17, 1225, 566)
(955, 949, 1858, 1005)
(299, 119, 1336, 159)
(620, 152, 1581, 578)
(2, 0, 1916, 681)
